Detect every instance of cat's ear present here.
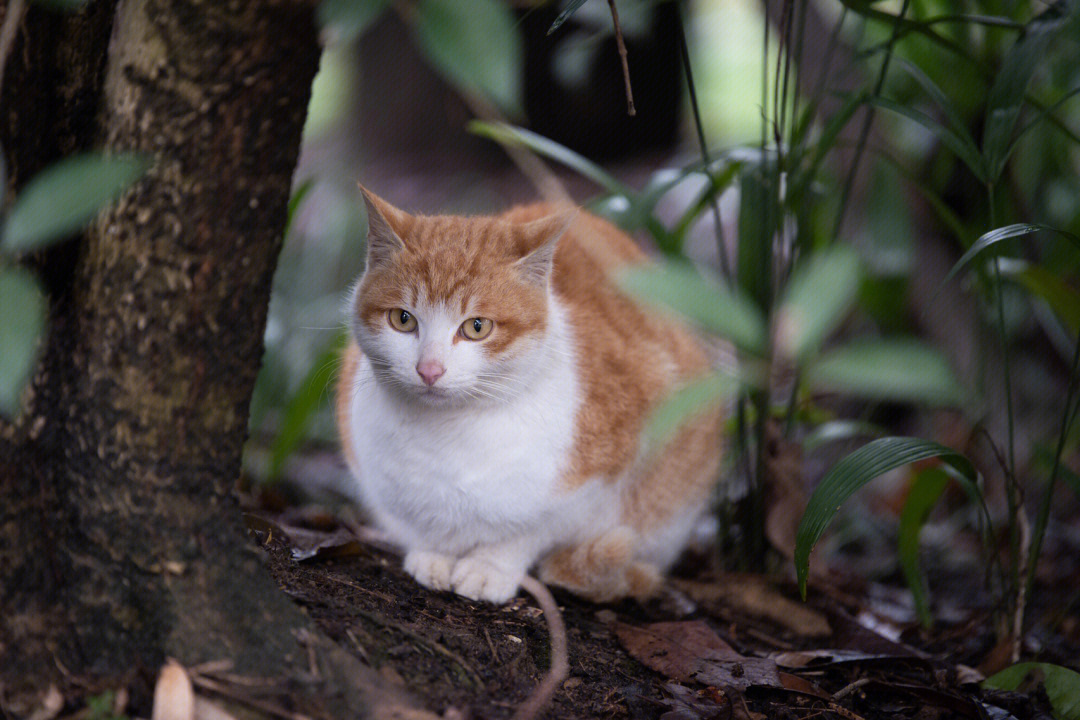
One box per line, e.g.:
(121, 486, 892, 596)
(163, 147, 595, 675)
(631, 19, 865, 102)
(359, 185, 410, 269)
(514, 210, 576, 286)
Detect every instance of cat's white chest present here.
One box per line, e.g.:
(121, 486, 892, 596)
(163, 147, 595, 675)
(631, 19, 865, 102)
(345, 338, 581, 554)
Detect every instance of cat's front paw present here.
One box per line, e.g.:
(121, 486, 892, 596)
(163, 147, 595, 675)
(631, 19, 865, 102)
(404, 550, 455, 592)
(450, 557, 522, 604)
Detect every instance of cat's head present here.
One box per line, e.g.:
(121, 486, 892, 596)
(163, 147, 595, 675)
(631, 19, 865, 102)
(349, 188, 571, 406)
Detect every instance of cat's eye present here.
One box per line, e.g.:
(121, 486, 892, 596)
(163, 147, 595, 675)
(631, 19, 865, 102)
(388, 309, 417, 332)
(460, 317, 493, 341)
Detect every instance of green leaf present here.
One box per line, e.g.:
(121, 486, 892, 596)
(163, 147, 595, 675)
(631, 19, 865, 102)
(806, 339, 963, 406)
(1, 153, 150, 253)
(0, 267, 47, 418)
(898, 466, 949, 628)
(895, 60, 980, 157)
(789, 91, 867, 204)
(645, 372, 736, 450)
(267, 330, 348, 481)
(943, 223, 1080, 287)
(867, 96, 987, 182)
(285, 178, 316, 238)
(985, 663, 1080, 720)
(983, 3, 1071, 182)
(776, 246, 862, 362)
(794, 436, 979, 597)
(318, 0, 390, 43)
(617, 261, 768, 355)
(468, 121, 629, 196)
(1010, 263, 1080, 332)
(413, 0, 523, 116)
(547, 0, 589, 35)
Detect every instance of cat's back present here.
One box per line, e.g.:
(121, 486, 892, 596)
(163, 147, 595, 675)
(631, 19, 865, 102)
(499, 204, 714, 486)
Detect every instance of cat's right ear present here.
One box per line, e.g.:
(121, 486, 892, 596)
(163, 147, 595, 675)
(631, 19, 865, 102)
(359, 185, 408, 269)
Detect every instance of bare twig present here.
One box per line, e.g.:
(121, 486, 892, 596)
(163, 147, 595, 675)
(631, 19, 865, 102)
(0, 0, 27, 92)
(191, 675, 319, 720)
(1011, 505, 1030, 663)
(512, 575, 570, 720)
(606, 0, 635, 116)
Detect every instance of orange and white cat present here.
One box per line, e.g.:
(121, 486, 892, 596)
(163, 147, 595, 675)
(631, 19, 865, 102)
(336, 188, 722, 603)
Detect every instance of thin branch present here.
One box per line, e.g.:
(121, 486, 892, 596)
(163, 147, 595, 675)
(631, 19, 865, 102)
(512, 575, 570, 720)
(606, 0, 635, 116)
(0, 0, 27, 93)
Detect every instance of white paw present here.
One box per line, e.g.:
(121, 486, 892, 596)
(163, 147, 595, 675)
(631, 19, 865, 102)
(450, 557, 522, 604)
(404, 550, 455, 592)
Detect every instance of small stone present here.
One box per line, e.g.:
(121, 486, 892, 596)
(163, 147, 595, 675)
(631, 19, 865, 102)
(595, 609, 617, 624)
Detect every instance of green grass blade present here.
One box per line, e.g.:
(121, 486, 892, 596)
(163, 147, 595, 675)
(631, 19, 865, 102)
(898, 466, 950, 628)
(942, 223, 1080, 287)
(737, 162, 778, 312)
(1006, 85, 1080, 166)
(795, 437, 979, 597)
(285, 178, 315, 238)
(1, 153, 150, 253)
(805, 338, 963, 406)
(0, 267, 46, 418)
(985, 663, 1080, 720)
(267, 330, 348, 481)
(468, 121, 630, 196)
(867, 96, 987, 182)
(616, 261, 768, 355)
(413, 0, 523, 116)
(547, 0, 589, 35)
(776, 246, 862, 362)
(645, 372, 736, 451)
(982, 3, 1071, 182)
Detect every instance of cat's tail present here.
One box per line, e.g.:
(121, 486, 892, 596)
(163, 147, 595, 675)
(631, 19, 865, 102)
(538, 526, 661, 602)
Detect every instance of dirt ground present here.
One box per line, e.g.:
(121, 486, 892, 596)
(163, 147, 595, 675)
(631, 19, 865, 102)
(248, 505, 1080, 720)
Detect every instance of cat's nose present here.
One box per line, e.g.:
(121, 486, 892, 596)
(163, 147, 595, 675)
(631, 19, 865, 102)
(416, 360, 445, 386)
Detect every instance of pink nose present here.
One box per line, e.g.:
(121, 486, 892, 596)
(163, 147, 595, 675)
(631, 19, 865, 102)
(416, 360, 445, 386)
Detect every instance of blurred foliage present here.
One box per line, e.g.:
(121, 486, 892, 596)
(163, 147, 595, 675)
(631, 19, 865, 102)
(0, 153, 149, 418)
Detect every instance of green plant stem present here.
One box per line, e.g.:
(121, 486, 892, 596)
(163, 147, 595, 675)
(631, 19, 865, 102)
(833, 0, 911, 240)
(987, 183, 1020, 613)
(1026, 326, 1080, 599)
(676, 1, 730, 282)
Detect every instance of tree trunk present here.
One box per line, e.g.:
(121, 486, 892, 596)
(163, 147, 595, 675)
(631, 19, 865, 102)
(1, 1, 424, 715)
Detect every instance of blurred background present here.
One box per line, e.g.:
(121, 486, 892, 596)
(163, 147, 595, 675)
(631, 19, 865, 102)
(243, 0, 1080, 623)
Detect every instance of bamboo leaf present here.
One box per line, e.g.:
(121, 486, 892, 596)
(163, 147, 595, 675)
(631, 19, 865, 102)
(983, 3, 1071, 181)
(285, 178, 315, 238)
(795, 437, 979, 597)
(2, 153, 150, 253)
(1010, 263, 1080, 332)
(895, 60, 979, 153)
(802, 419, 883, 452)
(776, 246, 862, 362)
(547, 0, 590, 35)
(985, 663, 1080, 720)
(898, 466, 950, 628)
(645, 372, 736, 450)
(468, 121, 629, 195)
(0, 267, 46, 418)
(413, 0, 523, 115)
(737, 162, 778, 311)
(806, 339, 963, 406)
(867, 96, 987, 182)
(617, 261, 767, 355)
(943, 223, 1080, 287)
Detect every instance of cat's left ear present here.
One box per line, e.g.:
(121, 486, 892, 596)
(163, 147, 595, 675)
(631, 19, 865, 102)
(514, 210, 576, 286)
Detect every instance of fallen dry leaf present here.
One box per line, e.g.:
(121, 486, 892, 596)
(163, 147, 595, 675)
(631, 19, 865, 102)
(152, 659, 195, 720)
(615, 620, 781, 692)
(673, 577, 832, 638)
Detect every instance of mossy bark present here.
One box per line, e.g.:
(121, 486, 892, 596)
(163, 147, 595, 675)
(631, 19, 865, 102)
(1, 2, 425, 715)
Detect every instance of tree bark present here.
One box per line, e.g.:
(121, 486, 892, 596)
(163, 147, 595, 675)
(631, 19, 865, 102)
(1, 1, 426, 715)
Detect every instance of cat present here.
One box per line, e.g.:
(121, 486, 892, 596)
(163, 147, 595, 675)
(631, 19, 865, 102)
(335, 187, 722, 603)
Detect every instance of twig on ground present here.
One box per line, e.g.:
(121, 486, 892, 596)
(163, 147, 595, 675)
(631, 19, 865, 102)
(832, 677, 871, 700)
(0, 0, 27, 93)
(512, 575, 570, 720)
(606, 0, 635, 116)
(190, 674, 318, 720)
